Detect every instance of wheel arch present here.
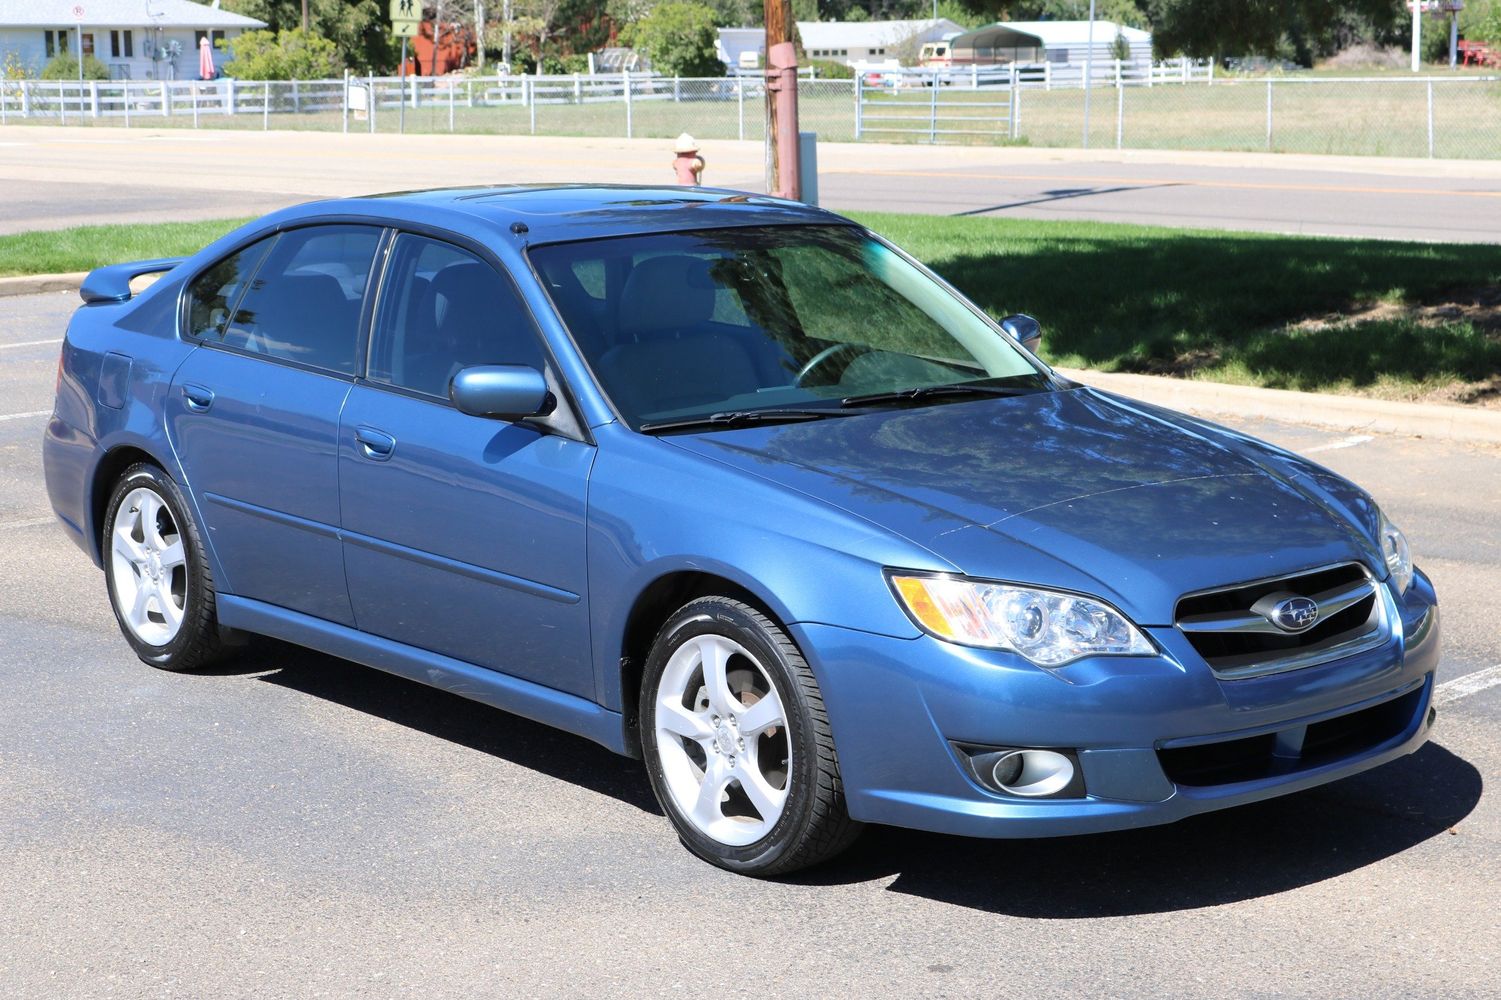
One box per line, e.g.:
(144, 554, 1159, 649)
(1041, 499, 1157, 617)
(88, 444, 168, 565)
(615, 569, 785, 758)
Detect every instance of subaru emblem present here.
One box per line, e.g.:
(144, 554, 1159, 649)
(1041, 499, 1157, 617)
(1269, 596, 1319, 633)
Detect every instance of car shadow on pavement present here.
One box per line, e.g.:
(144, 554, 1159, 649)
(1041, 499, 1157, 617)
(211, 640, 663, 816)
(797, 741, 1481, 916)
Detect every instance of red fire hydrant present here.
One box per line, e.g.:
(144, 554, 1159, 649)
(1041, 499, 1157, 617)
(672, 133, 705, 186)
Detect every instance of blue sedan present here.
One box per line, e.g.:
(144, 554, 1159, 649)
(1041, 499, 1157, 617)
(43, 186, 1439, 875)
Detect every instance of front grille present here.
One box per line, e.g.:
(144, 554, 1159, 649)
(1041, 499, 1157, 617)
(1158, 687, 1423, 787)
(1175, 562, 1391, 680)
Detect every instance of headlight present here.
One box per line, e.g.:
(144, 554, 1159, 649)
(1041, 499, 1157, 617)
(1378, 510, 1414, 595)
(888, 573, 1154, 667)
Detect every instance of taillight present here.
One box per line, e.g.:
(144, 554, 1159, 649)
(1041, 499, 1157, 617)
(55, 344, 65, 394)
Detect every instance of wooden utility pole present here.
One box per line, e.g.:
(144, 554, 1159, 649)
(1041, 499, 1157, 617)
(763, 0, 800, 200)
(301, 0, 310, 33)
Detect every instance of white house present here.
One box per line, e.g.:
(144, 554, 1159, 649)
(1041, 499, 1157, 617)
(717, 19, 965, 70)
(0, 0, 266, 80)
(948, 21, 1153, 67)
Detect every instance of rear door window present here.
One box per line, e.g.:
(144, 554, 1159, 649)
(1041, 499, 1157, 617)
(185, 237, 273, 342)
(217, 225, 382, 375)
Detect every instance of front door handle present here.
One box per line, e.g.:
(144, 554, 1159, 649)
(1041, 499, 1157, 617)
(181, 383, 215, 412)
(354, 426, 396, 462)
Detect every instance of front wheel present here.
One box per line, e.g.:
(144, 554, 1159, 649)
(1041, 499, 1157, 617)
(640, 596, 861, 876)
(103, 463, 228, 672)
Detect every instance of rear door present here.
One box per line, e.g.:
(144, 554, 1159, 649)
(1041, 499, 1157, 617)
(337, 233, 596, 697)
(167, 224, 384, 625)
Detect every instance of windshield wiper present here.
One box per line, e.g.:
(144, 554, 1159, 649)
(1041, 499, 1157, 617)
(638, 408, 851, 434)
(839, 382, 1047, 409)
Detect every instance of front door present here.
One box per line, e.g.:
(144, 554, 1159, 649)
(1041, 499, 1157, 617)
(338, 233, 596, 697)
(167, 224, 383, 625)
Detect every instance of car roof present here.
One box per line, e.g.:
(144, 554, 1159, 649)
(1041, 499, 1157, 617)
(265, 184, 852, 246)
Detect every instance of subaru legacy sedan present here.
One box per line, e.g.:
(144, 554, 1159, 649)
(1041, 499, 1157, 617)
(44, 186, 1439, 876)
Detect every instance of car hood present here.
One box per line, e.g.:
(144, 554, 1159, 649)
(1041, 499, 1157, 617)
(663, 387, 1385, 625)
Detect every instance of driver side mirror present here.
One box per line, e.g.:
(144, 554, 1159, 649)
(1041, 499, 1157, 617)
(1000, 314, 1042, 355)
(449, 365, 553, 421)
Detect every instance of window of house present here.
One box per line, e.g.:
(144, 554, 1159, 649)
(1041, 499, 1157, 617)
(193, 29, 226, 49)
(81, 33, 95, 57)
(110, 30, 134, 58)
(44, 30, 69, 58)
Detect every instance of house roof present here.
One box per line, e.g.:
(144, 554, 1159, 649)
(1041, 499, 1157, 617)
(795, 19, 963, 51)
(0, 0, 266, 29)
(971, 20, 1152, 47)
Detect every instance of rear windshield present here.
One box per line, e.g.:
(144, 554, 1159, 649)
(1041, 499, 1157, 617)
(529, 225, 1044, 429)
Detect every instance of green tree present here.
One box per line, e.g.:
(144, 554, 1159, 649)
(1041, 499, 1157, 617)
(1141, 0, 1401, 61)
(934, 0, 984, 28)
(620, 1, 725, 75)
(40, 53, 111, 80)
(222, 0, 393, 73)
(941, 0, 1147, 28)
(1465, 0, 1501, 43)
(222, 28, 345, 78)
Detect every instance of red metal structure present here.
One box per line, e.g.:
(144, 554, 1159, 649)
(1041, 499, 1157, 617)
(403, 21, 476, 76)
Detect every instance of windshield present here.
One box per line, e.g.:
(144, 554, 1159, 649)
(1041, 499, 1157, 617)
(528, 225, 1049, 430)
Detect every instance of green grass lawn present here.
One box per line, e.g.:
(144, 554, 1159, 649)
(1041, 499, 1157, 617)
(5, 212, 1497, 402)
(0, 219, 253, 280)
(855, 211, 1501, 401)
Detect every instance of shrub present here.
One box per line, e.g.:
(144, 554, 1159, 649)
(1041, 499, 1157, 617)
(620, 2, 725, 78)
(221, 28, 343, 80)
(40, 53, 110, 80)
(805, 59, 854, 79)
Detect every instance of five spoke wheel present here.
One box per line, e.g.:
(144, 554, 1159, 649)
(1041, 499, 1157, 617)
(109, 486, 188, 647)
(653, 633, 791, 846)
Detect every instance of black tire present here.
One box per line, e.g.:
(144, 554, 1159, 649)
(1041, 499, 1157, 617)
(639, 596, 862, 876)
(102, 463, 228, 672)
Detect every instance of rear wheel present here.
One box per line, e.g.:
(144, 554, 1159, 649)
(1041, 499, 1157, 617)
(103, 463, 227, 672)
(640, 596, 861, 876)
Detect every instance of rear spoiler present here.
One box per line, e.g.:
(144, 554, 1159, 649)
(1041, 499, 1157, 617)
(79, 257, 187, 304)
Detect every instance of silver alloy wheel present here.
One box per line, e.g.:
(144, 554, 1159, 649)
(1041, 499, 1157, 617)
(654, 634, 792, 847)
(110, 486, 188, 647)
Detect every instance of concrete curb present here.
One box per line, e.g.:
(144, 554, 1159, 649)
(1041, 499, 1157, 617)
(0, 272, 86, 298)
(1057, 368, 1501, 447)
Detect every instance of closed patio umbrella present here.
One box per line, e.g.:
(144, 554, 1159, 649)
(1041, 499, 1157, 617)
(198, 37, 215, 81)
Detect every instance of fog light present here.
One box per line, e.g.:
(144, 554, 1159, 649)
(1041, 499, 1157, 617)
(991, 749, 1077, 798)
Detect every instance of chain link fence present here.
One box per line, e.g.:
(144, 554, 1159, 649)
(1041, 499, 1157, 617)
(2, 70, 1498, 160)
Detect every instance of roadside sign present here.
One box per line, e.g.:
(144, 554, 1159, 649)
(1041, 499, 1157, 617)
(392, 19, 419, 37)
(71, 4, 85, 21)
(389, 0, 420, 19)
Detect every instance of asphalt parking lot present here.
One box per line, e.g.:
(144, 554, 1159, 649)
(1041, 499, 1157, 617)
(1, 290, 1497, 998)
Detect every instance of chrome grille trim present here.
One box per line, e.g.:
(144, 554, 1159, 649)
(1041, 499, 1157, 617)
(1174, 562, 1394, 681)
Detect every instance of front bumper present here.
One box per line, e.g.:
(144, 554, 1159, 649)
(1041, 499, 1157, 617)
(793, 570, 1440, 839)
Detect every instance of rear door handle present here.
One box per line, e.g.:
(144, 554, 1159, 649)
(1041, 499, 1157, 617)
(354, 426, 396, 461)
(181, 383, 215, 412)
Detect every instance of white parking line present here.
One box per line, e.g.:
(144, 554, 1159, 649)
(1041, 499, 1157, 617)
(0, 516, 54, 531)
(1304, 434, 1375, 454)
(1434, 665, 1501, 707)
(0, 338, 62, 350)
(0, 410, 50, 423)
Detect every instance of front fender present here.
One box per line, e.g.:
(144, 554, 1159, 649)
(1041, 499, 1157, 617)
(586, 426, 947, 715)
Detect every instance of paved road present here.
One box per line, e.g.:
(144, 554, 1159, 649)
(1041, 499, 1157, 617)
(2, 292, 1498, 997)
(4, 128, 1501, 242)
